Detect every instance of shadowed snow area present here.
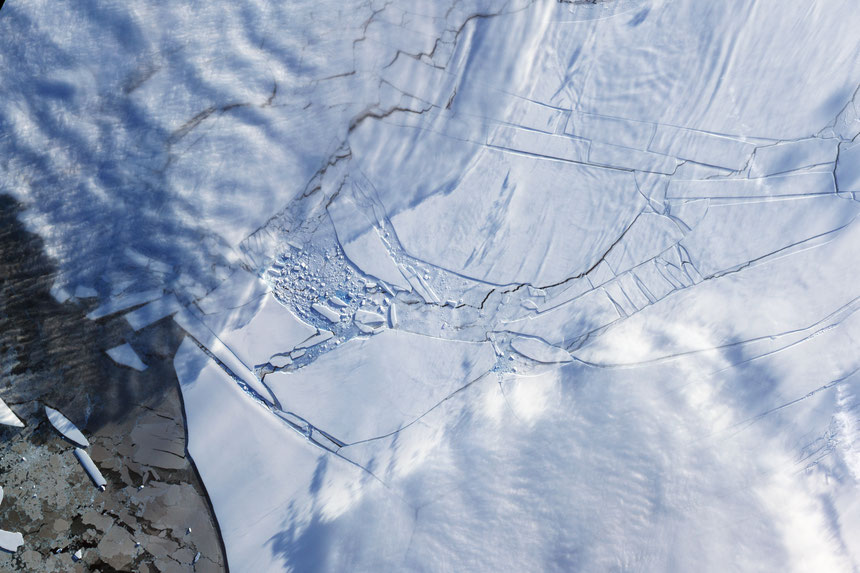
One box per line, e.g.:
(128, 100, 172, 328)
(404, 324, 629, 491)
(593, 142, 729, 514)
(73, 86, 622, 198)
(3, 0, 860, 571)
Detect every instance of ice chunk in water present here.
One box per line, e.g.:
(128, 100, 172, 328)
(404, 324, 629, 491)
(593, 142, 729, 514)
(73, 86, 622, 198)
(45, 406, 89, 448)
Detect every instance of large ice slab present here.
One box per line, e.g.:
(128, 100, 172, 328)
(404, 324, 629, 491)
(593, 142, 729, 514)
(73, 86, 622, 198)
(209, 294, 317, 368)
(265, 330, 496, 444)
(172, 308, 276, 405)
(576, 213, 860, 366)
(667, 172, 835, 200)
(360, 144, 644, 285)
(174, 338, 412, 572)
(124, 294, 182, 331)
(504, 288, 621, 346)
(679, 195, 859, 277)
(836, 141, 860, 192)
(749, 138, 838, 178)
(327, 188, 411, 291)
(86, 289, 164, 321)
(0, 530, 24, 553)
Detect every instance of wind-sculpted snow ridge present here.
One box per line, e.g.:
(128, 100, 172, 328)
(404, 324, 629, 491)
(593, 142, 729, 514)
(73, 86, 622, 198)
(4, 0, 860, 571)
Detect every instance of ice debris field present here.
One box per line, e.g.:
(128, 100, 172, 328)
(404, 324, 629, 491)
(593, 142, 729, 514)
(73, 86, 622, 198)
(2, 0, 860, 570)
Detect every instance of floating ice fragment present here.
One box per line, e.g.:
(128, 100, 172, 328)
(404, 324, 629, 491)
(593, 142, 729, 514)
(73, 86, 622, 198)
(0, 530, 23, 553)
(354, 309, 385, 327)
(749, 138, 838, 178)
(836, 141, 860, 192)
(73, 285, 98, 299)
(269, 355, 292, 369)
(312, 302, 341, 323)
(124, 294, 182, 331)
(125, 247, 172, 274)
(49, 283, 71, 304)
(0, 398, 23, 428)
(295, 330, 334, 349)
(106, 343, 148, 372)
(511, 337, 573, 364)
(45, 406, 89, 448)
(72, 548, 83, 562)
(327, 192, 412, 291)
(173, 311, 277, 406)
(388, 304, 398, 329)
(74, 448, 106, 491)
(266, 330, 497, 444)
(329, 296, 348, 307)
(86, 289, 163, 320)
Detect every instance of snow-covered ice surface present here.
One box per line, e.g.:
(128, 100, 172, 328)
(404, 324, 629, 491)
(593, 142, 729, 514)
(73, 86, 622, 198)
(4, 0, 860, 570)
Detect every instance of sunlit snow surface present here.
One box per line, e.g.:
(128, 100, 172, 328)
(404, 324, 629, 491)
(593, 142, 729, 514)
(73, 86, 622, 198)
(3, 0, 860, 571)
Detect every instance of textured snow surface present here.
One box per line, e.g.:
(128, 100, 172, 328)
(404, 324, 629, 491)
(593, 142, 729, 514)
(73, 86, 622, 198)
(4, 0, 860, 571)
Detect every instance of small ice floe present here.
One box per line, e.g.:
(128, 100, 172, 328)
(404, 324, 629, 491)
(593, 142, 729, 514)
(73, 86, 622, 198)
(50, 282, 71, 304)
(125, 247, 172, 274)
(74, 285, 99, 299)
(0, 397, 23, 428)
(388, 304, 398, 329)
(294, 330, 334, 350)
(527, 286, 546, 298)
(124, 294, 182, 331)
(328, 296, 348, 308)
(106, 343, 148, 372)
(193, 551, 201, 565)
(74, 448, 106, 491)
(86, 289, 163, 320)
(354, 309, 385, 328)
(311, 302, 341, 323)
(0, 530, 24, 553)
(72, 548, 83, 562)
(269, 355, 292, 369)
(45, 406, 89, 448)
(511, 337, 573, 364)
